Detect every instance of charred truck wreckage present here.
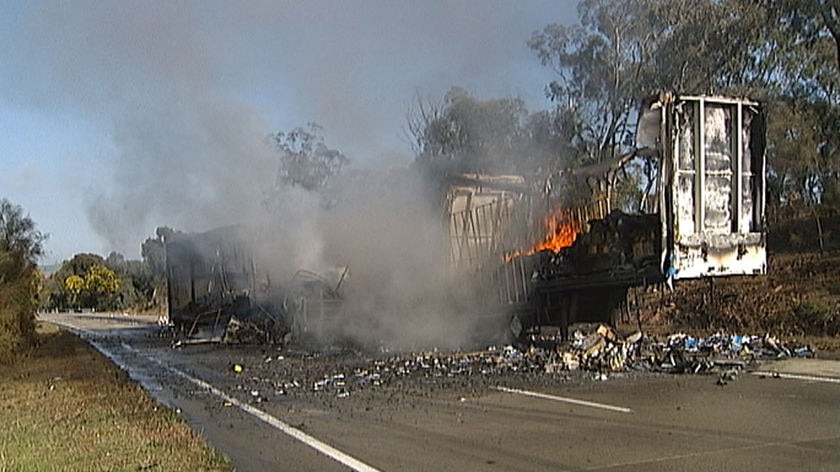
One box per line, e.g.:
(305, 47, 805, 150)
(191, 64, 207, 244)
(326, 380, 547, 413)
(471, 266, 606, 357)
(165, 225, 348, 344)
(445, 94, 766, 340)
(165, 94, 767, 346)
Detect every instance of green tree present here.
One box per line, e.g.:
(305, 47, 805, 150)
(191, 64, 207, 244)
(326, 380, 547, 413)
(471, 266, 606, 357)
(57, 263, 122, 311)
(271, 123, 349, 192)
(105, 251, 126, 272)
(769, 1, 840, 212)
(0, 199, 46, 358)
(141, 233, 166, 278)
(84, 264, 121, 310)
(0, 199, 46, 271)
(84, 265, 120, 295)
(408, 87, 571, 177)
(46, 253, 106, 311)
(134, 227, 179, 312)
(529, 0, 664, 166)
(769, 0, 840, 99)
(60, 253, 108, 280)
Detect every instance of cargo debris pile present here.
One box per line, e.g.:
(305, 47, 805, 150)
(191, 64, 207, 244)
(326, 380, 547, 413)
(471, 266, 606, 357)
(228, 327, 814, 401)
(527, 211, 662, 281)
(306, 346, 554, 398)
(563, 326, 814, 375)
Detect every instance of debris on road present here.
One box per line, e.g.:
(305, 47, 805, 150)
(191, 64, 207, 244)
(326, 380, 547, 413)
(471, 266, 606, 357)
(560, 326, 815, 376)
(218, 326, 816, 402)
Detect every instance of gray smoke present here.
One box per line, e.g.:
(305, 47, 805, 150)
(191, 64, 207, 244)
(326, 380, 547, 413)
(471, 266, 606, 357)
(1, 1, 576, 348)
(2, 1, 574, 257)
(252, 168, 485, 350)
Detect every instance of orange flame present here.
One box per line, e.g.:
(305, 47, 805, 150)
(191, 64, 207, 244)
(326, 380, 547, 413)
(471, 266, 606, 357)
(534, 217, 578, 253)
(505, 212, 578, 261)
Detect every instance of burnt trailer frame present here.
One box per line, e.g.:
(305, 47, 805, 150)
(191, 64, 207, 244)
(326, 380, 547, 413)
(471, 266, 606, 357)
(165, 226, 258, 329)
(446, 94, 767, 339)
(164, 225, 344, 342)
(163, 225, 287, 339)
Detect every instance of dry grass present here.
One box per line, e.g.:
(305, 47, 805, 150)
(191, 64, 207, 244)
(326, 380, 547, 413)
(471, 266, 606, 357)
(0, 323, 232, 472)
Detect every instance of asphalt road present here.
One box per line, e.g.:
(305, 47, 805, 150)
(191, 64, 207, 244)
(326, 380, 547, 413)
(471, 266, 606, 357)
(41, 312, 840, 472)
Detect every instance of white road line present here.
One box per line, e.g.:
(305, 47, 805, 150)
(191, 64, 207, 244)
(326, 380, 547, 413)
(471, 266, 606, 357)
(57, 322, 382, 472)
(116, 343, 382, 472)
(752, 371, 840, 384)
(493, 386, 633, 414)
(131, 351, 382, 472)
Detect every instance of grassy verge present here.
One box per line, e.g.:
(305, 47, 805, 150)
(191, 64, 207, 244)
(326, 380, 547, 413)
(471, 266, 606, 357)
(0, 323, 232, 472)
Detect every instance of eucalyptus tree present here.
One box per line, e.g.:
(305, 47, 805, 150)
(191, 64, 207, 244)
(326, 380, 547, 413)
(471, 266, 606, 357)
(271, 123, 349, 192)
(0, 199, 46, 356)
(409, 87, 530, 175)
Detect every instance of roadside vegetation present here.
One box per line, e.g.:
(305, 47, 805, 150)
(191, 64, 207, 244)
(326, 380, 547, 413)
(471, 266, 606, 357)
(627, 209, 840, 340)
(0, 198, 45, 361)
(1, 201, 229, 470)
(0, 323, 231, 471)
(39, 228, 173, 315)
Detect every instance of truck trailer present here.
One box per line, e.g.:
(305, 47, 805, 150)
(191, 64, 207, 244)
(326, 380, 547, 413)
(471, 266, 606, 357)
(445, 94, 766, 339)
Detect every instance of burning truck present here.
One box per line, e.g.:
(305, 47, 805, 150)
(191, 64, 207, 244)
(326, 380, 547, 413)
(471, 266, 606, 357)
(446, 94, 767, 340)
(164, 94, 766, 346)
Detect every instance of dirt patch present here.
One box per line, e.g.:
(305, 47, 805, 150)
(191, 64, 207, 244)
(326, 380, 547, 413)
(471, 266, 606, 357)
(629, 248, 840, 343)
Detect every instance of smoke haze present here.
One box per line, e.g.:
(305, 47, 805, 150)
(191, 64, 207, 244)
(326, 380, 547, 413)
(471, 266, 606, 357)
(250, 169, 485, 350)
(1, 1, 576, 348)
(2, 1, 574, 257)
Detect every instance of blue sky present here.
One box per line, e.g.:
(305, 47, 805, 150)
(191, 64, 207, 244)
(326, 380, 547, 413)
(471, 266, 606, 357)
(0, 1, 577, 265)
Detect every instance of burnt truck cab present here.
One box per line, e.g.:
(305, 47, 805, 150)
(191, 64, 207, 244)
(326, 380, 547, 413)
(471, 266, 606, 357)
(445, 94, 767, 339)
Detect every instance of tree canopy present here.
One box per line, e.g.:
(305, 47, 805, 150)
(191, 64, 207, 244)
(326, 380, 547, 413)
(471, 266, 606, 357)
(0, 199, 45, 358)
(0, 199, 46, 272)
(408, 87, 573, 177)
(271, 123, 349, 192)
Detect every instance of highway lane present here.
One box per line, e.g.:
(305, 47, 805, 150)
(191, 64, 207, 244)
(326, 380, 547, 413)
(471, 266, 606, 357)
(41, 312, 840, 471)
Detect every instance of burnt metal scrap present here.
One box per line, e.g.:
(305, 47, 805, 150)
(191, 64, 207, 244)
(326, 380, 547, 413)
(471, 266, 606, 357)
(562, 327, 814, 375)
(164, 225, 346, 345)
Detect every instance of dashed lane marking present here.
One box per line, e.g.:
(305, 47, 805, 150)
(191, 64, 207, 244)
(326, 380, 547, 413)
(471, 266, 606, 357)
(752, 371, 840, 384)
(493, 386, 633, 413)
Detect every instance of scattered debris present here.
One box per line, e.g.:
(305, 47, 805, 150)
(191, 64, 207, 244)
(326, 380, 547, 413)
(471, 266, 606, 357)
(556, 327, 814, 377)
(219, 326, 815, 402)
(716, 369, 739, 386)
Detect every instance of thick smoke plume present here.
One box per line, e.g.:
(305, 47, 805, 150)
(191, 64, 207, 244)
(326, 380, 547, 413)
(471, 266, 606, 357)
(321, 170, 482, 350)
(247, 169, 488, 351)
(1, 1, 568, 256)
(2, 1, 575, 349)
